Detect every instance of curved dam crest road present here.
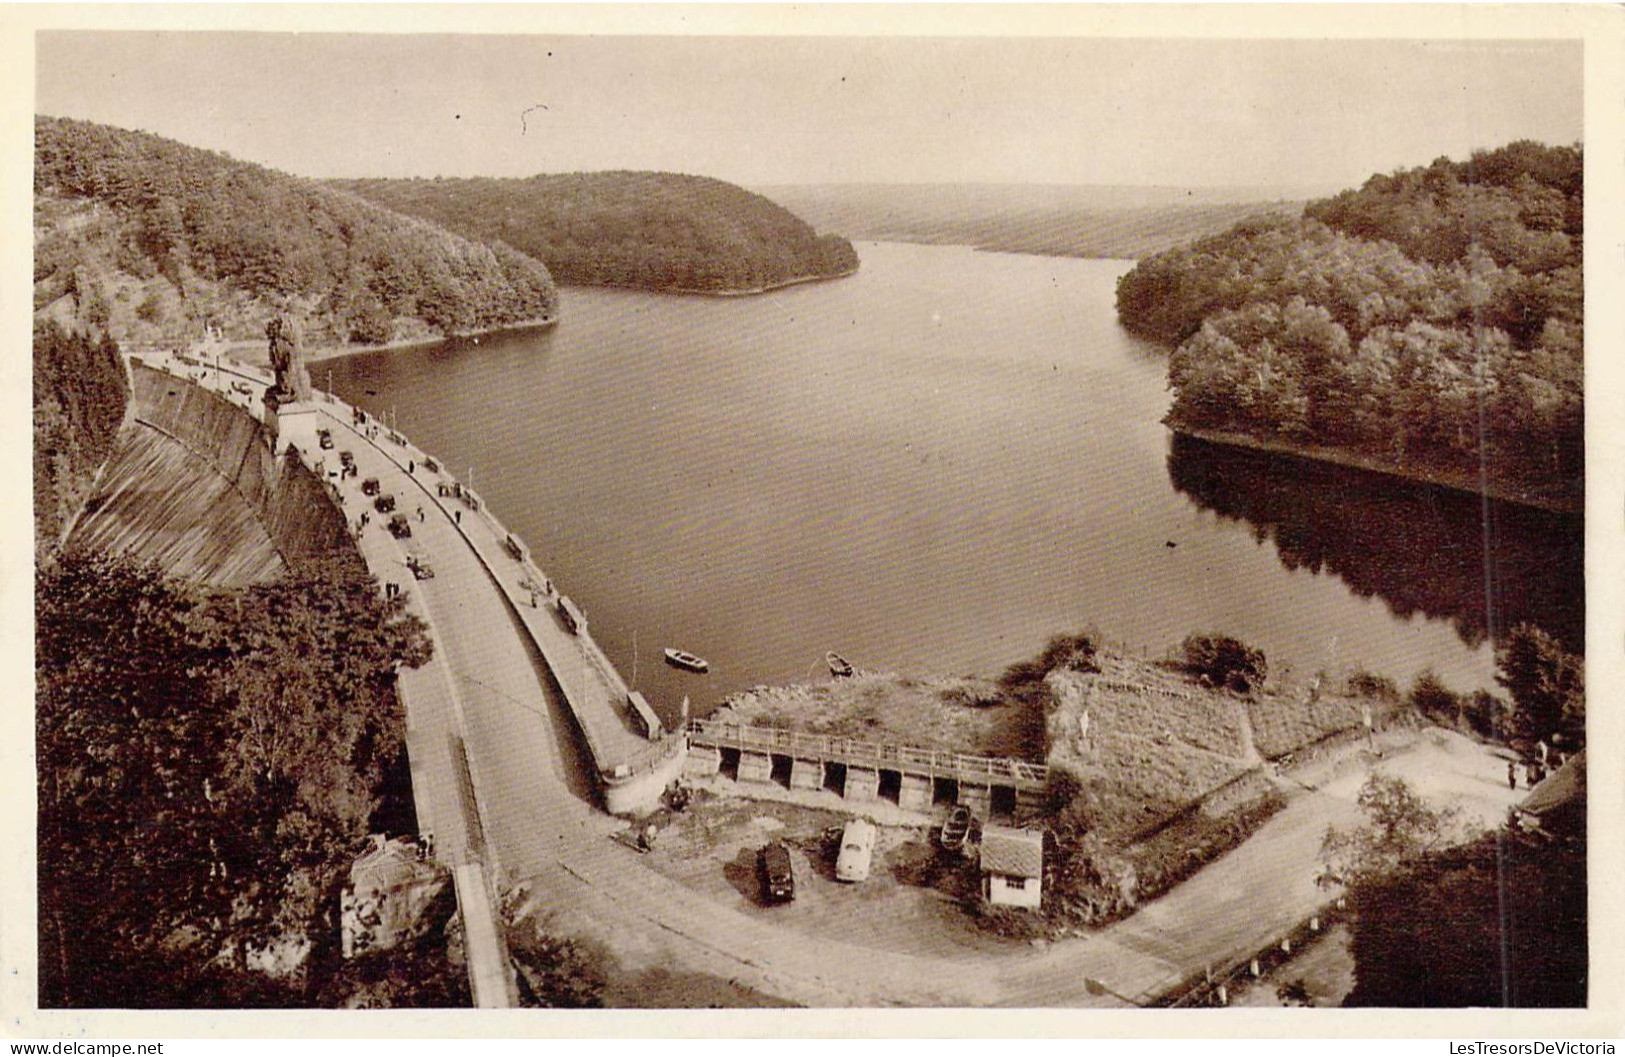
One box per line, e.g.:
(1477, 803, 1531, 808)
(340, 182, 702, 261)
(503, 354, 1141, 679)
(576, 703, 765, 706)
(143, 354, 1521, 1009)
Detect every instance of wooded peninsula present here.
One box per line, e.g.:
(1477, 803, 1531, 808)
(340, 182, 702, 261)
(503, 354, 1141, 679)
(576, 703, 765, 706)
(335, 172, 861, 295)
(1115, 142, 1583, 511)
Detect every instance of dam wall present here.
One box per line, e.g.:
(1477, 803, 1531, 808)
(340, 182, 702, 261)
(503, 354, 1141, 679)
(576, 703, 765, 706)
(68, 361, 356, 584)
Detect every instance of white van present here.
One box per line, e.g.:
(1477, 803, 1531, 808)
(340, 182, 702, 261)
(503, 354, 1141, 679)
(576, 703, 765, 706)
(835, 818, 877, 882)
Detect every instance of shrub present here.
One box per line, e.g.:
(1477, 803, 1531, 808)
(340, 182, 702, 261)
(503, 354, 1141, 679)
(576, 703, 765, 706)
(1000, 630, 1100, 692)
(1044, 829, 1139, 928)
(1462, 690, 1509, 740)
(1408, 669, 1459, 723)
(135, 290, 163, 323)
(1347, 668, 1401, 702)
(1181, 634, 1268, 694)
(1125, 785, 1287, 907)
(1044, 763, 1092, 830)
(508, 929, 607, 1008)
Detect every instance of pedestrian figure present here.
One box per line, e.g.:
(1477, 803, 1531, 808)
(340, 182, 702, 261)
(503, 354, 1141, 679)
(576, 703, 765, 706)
(1508, 761, 1518, 790)
(455, 509, 461, 525)
(417, 505, 425, 522)
(408, 460, 414, 473)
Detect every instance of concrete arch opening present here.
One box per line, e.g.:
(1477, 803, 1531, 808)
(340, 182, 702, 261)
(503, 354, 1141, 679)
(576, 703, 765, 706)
(991, 784, 1018, 820)
(823, 761, 847, 795)
(933, 776, 959, 807)
(877, 769, 902, 805)
(719, 746, 741, 782)
(770, 753, 793, 789)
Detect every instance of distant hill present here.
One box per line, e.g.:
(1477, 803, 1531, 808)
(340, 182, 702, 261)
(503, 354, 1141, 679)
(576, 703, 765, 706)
(758, 183, 1305, 260)
(34, 116, 559, 349)
(1115, 141, 1583, 511)
(335, 172, 860, 295)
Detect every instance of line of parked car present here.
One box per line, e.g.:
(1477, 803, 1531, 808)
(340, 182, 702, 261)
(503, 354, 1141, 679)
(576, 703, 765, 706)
(757, 809, 979, 905)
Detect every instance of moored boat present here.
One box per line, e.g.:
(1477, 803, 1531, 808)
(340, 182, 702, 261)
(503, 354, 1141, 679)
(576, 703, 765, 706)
(664, 647, 709, 673)
(939, 805, 973, 851)
(826, 651, 855, 678)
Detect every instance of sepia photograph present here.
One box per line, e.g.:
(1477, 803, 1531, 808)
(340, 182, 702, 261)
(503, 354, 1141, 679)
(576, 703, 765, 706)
(7, 4, 1621, 1033)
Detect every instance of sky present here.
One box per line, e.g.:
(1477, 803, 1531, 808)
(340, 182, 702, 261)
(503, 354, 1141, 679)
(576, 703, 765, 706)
(35, 32, 1584, 190)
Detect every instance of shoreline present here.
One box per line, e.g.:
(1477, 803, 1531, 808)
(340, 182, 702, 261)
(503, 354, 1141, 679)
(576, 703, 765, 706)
(225, 316, 559, 368)
(560, 263, 860, 299)
(1171, 422, 1582, 516)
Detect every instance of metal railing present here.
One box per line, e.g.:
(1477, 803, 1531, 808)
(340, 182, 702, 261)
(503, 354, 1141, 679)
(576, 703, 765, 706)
(686, 718, 1049, 787)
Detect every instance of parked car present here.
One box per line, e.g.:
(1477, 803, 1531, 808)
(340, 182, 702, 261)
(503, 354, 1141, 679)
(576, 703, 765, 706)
(759, 841, 795, 903)
(317, 428, 334, 450)
(339, 450, 355, 470)
(388, 514, 412, 539)
(374, 494, 397, 514)
(835, 818, 877, 883)
(361, 477, 381, 496)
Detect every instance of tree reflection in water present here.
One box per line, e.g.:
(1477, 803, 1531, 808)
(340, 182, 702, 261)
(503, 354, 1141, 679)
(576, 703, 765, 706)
(1166, 433, 1583, 654)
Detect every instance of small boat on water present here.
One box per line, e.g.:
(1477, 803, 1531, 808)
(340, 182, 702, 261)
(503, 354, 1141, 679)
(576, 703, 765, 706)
(664, 648, 710, 673)
(826, 651, 855, 678)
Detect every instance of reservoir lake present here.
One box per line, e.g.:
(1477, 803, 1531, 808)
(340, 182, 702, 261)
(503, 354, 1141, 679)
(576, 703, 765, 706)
(326, 241, 1582, 727)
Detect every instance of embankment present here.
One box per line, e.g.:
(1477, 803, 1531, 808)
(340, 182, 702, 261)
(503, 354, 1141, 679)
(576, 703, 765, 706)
(67, 362, 357, 585)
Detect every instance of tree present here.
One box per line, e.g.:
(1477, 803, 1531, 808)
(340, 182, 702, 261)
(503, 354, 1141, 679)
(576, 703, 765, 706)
(1407, 669, 1459, 724)
(37, 551, 433, 1007)
(1318, 773, 1460, 890)
(1180, 634, 1267, 694)
(1495, 622, 1584, 746)
(1343, 826, 1586, 1007)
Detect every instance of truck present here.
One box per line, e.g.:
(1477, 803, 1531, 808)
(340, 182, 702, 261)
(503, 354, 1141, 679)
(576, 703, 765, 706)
(759, 841, 795, 903)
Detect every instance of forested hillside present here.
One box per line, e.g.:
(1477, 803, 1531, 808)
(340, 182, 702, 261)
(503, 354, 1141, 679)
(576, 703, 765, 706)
(37, 552, 444, 1006)
(35, 116, 558, 348)
(336, 172, 860, 294)
(1116, 142, 1582, 509)
(33, 321, 128, 557)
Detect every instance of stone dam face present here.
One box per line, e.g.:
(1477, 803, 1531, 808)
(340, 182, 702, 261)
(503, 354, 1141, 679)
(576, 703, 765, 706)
(67, 362, 356, 585)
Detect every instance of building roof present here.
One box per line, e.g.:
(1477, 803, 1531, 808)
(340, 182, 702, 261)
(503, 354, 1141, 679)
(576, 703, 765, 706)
(980, 825, 1044, 879)
(1520, 750, 1585, 821)
(350, 834, 437, 893)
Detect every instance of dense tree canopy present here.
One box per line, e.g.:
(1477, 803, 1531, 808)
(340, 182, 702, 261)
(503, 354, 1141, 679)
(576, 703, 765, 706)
(37, 552, 431, 1007)
(33, 320, 127, 556)
(35, 116, 558, 345)
(1495, 622, 1585, 746)
(1118, 142, 1583, 509)
(337, 172, 860, 294)
(1343, 826, 1586, 1007)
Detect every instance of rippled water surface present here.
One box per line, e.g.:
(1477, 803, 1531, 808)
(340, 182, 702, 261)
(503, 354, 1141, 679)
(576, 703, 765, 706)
(326, 242, 1580, 723)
